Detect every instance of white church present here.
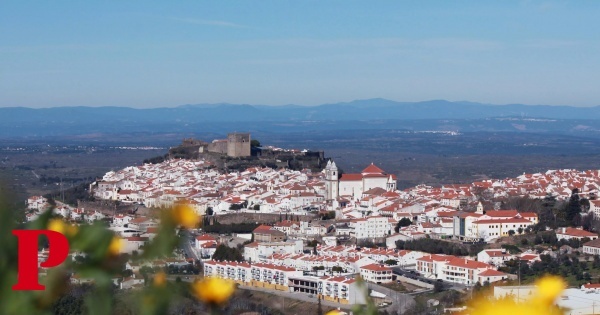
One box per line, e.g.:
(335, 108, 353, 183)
(324, 160, 397, 201)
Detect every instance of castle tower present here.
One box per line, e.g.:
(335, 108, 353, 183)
(226, 133, 251, 157)
(325, 160, 339, 200)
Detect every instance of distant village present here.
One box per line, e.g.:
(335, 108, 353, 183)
(23, 135, 600, 312)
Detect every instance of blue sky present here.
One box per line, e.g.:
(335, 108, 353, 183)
(2, 1, 600, 108)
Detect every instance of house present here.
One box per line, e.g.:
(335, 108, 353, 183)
(417, 254, 509, 285)
(477, 249, 514, 267)
(359, 263, 393, 284)
(351, 216, 392, 239)
(583, 238, 600, 255)
(253, 225, 286, 243)
(556, 227, 598, 241)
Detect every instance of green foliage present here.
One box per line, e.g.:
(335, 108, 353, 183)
(396, 238, 484, 256)
(307, 240, 319, 247)
(250, 139, 261, 147)
(501, 244, 522, 254)
(212, 244, 244, 262)
(566, 189, 582, 225)
(229, 203, 242, 210)
(320, 211, 336, 220)
(142, 155, 166, 165)
(395, 218, 412, 232)
(331, 266, 344, 273)
(202, 222, 258, 234)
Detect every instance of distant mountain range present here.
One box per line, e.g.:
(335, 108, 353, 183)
(2, 99, 600, 138)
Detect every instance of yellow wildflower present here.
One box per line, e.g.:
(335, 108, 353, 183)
(467, 275, 566, 315)
(534, 275, 566, 305)
(172, 203, 200, 229)
(153, 272, 167, 287)
(191, 277, 235, 305)
(108, 236, 123, 256)
(48, 219, 78, 237)
(325, 310, 342, 315)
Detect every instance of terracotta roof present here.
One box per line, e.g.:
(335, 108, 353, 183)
(196, 234, 217, 241)
(485, 210, 519, 217)
(473, 218, 532, 225)
(478, 269, 507, 277)
(362, 163, 385, 174)
(584, 238, 600, 248)
(253, 225, 273, 232)
(557, 227, 597, 238)
(361, 263, 392, 272)
(340, 174, 363, 181)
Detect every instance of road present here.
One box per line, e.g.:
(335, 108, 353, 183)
(180, 230, 200, 261)
(367, 282, 415, 314)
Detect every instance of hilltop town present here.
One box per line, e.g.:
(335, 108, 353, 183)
(24, 146, 600, 313)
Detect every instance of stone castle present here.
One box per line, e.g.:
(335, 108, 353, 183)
(183, 132, 251, 158)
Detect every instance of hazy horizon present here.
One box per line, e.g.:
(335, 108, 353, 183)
(1, 98, 599, 110)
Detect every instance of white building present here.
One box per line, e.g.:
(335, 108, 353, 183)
(359, 263, 393, 283)
(556, 227, 598, 241)
(351, 216, 392, 239)
(477, 249, 514, 267)
(328, 163, 397, 201)
(417, 254, 510, 285)
(583, 238, 600, 255)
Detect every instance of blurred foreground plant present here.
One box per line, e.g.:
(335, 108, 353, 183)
(465, 275, 566, 315)
(0, 181, 237, 315)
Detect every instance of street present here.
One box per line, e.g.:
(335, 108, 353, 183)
(180, 230, 200, 261)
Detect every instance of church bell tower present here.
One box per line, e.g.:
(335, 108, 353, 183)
(325, 160, 339, 200)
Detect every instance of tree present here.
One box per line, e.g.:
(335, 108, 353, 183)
(250, 139, 261, 147)
(566, 188, 582, 225)
(517, 227, 523, 235)
(384, 259, 398, 265)
(331, 266, 344, 273)
(212, 244, 244, 262)
(395, 218, 412, 232)
(508, 230, 516, 236)
(206, 207, 214, 216)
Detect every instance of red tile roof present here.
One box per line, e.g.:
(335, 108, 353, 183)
(557, 227, 597, 238)
(340, 174, 363, 181)
(361, 263, 392, 272)
(362, 163, 385, 174)
(485, 210, 519, 217)
(478, 269, 507, 277)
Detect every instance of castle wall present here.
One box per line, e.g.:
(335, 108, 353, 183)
(208, 140, 228, 154)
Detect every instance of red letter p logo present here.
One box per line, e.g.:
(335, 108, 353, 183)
(12, 230, 70, 291)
